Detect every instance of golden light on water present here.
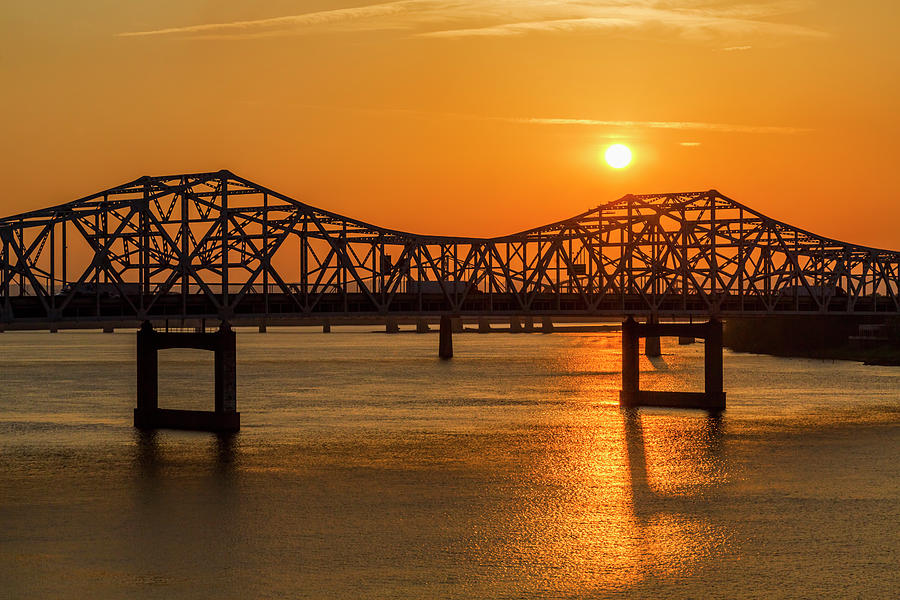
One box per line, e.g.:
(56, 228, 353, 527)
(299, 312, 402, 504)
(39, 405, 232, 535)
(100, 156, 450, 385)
(460, 336, 731, 596)
(605, 144, 633, 169)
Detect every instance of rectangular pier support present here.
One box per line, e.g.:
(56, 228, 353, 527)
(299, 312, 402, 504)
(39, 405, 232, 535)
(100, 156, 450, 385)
(478, 317, 491, 333)
(620, 317, 725, 412)
(541, 317, 554, 333)
(135, 321, 240, 432)
(134, 408, 241, 431)
(452, 318, 464, 333)
(644, 314, 661, 357)
(439, 315, 453, 359)
(619, 391, 726, 411)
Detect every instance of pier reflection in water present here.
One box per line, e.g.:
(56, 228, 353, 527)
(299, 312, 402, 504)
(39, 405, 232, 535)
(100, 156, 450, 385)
(456, 406, 730, 597)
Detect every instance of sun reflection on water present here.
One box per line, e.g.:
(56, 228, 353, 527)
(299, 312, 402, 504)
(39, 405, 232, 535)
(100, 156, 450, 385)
(463, 337, 732, 596)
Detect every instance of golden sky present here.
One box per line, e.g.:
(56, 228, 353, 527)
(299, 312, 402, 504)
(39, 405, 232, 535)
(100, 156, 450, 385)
(2, 1, 898, 247)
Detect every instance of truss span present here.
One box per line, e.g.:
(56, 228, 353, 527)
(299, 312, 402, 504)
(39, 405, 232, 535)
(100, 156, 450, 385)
(1, 169, 898, 328)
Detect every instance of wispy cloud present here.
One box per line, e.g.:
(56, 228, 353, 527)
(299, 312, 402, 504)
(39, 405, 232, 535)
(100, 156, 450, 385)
(504, 117, 811, 134)
(117, 1, 827, 43)
(721, 45, 754, 51)
(240, 100, 811, 135)
(117, 3, 412, 38)
(680, 141, 702, 146)
(421, 2, 825, 40)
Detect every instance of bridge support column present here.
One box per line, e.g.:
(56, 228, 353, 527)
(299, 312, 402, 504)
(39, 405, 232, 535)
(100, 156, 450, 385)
(385, 319, 400, 334)
(678, 336, 695, 345)
(215, 324, 237, 414)
(541, 317, 554, 333)
(134, 321, 240, 432)
(644, 313, 661, 357)
(704, 318, 724, 401)
(452, 318, 464, 333)
(103, 326, 114, 334)
(523, 317, 534, 333)
(136, 321, 159, 417)
(439, 315, 453, 359)
(258, 324, 267, 333)
(619, 317, 725, 412)
(621, 317, 640, 399)
(416, 318, 430, 333)
(478, 317, 491, 333)
(323, 323, 331, 333)
(509, 317, 522, 333)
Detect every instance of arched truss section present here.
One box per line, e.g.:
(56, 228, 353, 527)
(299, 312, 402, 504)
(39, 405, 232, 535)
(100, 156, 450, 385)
(0, 169, 897, 325)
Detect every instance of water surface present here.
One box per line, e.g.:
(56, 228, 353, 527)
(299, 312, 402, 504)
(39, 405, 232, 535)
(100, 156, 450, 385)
(1, 328, 898, 598)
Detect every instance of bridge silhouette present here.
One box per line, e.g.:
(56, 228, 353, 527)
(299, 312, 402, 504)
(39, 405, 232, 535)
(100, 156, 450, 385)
(1, 169, 898, 328)
(2, 170, 897, 428)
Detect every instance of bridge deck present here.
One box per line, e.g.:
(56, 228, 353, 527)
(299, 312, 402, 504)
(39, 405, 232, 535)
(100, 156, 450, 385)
(0, 292, 894, 331)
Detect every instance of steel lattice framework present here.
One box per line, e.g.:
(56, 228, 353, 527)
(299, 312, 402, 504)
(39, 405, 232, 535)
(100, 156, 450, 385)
(1, 169, 898, 328)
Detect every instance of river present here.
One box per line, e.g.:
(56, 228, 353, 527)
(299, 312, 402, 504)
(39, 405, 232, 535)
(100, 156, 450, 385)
(1, 327, 898, 598)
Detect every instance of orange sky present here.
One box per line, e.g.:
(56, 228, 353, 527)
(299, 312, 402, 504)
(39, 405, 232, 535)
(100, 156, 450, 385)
(2, 1, 898, 248)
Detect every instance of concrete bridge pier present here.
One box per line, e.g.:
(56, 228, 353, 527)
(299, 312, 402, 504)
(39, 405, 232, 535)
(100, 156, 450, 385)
(621, 316, 640, 398)
(541, 317, 554, 333)
(704, 318, 724, 402)
(678, 336, 695, 345)
(385, 319, 400, 334)
(258, 324, 267, 333)
(323, 323, 331, 333)
(644, 313, 661, 357)
(416, 318, 430, 333)
(619, 316, 725, 412)
(439, 315, 453, 359)
(478, 317, 491, 333)
(134, 321, 240, 432)
(523, 317, 535, 333)
(509, 317, 522, 333)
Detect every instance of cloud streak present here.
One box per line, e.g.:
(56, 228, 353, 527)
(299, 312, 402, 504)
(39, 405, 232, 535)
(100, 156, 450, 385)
(117, 3, 412, 38)
(504, 117, 811, 134)
(243, 101, 811, 135)
(117, 1, 826, 43)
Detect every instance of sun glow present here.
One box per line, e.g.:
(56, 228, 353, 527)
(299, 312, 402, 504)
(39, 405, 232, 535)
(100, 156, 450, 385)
(604, 144, 632, 169)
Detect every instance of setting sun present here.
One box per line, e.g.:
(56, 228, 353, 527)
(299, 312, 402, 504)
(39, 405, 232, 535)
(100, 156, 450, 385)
(605, 144, 632, 169)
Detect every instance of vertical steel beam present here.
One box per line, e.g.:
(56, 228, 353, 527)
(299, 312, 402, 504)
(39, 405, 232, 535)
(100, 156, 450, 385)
(220, 175, 229, 307)
(263, 192, 269, 315)
(181, 183, 189, 315)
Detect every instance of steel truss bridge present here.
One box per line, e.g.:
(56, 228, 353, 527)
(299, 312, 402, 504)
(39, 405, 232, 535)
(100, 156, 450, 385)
(1, 169, 898, 330)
